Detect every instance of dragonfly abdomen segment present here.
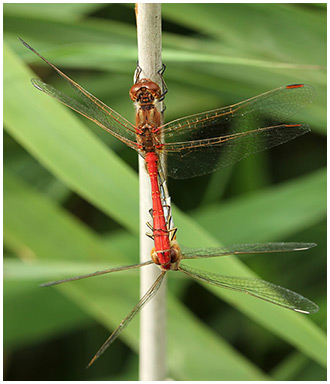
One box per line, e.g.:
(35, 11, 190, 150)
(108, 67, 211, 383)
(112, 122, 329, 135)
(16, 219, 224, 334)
(145, 152, 172, 270)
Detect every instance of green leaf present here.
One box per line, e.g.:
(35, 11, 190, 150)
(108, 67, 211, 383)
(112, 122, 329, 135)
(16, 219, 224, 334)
(192, 168, 326, 244)
(4, 279, 92, 348)
(4, 3, 105, 20)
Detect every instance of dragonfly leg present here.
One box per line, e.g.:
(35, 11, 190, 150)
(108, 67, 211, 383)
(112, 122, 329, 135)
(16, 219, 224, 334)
(161, 203, 174, 228)
(145, 231, 154, 240)
(146, 220, 170, 237)
(158, 63, 166, 76)
(145, 221, 155, 239)
(160, 104, 167, 114)
(146, 221, 154, 231)
(134, 61, 143, 83)
(169, 227, 178, 241)
(157, 63, 168, 102)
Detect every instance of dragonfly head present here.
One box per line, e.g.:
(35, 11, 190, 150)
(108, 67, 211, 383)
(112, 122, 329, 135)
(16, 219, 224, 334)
(151, 240, 182, 271)
(129, 79, 162, 104)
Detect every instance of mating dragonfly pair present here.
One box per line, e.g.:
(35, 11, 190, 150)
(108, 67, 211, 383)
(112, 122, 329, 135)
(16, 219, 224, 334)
(20, 38, 318, 367)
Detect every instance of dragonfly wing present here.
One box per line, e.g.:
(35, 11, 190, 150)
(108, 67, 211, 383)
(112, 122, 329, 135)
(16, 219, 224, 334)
(179, 264, 319, 314)
(87, 271, 166, 367)
(164, 123, 310, 179)
(21, 39, 138, 150)
(181, 242, 317, 259)
(161, 84, 315, 179)
(40, 260, 154, 287)
(162, 84, 315, 138)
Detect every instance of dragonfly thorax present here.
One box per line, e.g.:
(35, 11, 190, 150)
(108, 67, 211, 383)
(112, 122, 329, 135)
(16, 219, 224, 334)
(135, 102, 162, 153)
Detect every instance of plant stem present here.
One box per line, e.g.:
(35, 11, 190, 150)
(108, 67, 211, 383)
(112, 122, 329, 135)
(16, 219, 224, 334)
(135, 3, 167, 381)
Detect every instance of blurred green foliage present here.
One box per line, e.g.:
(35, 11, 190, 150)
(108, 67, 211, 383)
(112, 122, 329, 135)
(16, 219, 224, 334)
(4, 3, 326, 381)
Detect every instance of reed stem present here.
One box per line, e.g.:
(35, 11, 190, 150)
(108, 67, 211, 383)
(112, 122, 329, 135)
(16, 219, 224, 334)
(135, 3, 167, 381)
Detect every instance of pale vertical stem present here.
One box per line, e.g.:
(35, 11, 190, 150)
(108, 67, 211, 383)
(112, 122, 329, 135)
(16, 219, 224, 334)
(135, 3, 167, 381)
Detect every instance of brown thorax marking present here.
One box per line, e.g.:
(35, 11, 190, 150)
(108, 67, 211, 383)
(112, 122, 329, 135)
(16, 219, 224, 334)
(130, 79, 163, 153)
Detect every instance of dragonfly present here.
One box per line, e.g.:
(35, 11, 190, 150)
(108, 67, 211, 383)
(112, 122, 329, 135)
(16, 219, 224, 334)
(20, 39, 316, 270)
(41, 222, 319, 367)
(40, 176, 319, 366)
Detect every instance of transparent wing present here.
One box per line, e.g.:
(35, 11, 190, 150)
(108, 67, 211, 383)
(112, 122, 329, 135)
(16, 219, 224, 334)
(161, 84, 315, 179)
(40, 261, 153, 287)
(179, 264, 318, 314)
(87, 271, 166, 367)
(20, 38, 139, 150)
(162, 84, 315, 137)
(181, 242, 317, 259)
(165, 124, 310, 179)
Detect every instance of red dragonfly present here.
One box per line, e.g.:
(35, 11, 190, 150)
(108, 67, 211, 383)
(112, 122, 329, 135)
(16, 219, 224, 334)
(40, 178, 319, 367)
(42, 231, 318, 367)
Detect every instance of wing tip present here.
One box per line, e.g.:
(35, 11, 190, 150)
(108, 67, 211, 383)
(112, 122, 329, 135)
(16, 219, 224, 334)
(293, 242, 317, 251)
(294, 304, 319, 315)
(19, 37, 34, 52)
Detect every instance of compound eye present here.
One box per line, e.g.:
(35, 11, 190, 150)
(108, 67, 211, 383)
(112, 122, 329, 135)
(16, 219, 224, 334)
(129, 83, 141, 101)
(151, 248, 160, 265)
(148, 81, 161, 92)
(170, 248, 180, 263)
